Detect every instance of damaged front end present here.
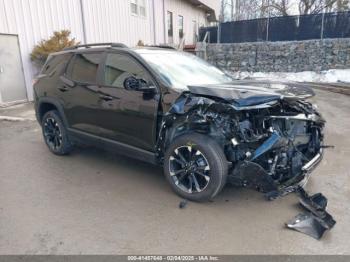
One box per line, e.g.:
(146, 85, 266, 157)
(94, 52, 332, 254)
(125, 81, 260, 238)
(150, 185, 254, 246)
(157, 86, 335, 239)
(228, 100, 325, 199)
(157, 91, 325, 198)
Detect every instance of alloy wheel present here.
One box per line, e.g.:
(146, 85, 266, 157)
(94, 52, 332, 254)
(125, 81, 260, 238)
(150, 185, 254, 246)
(43, 117, 62, 151)
(169, 146, 211, 194)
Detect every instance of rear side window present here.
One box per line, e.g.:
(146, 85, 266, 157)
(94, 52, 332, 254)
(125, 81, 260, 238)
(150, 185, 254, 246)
(68, 53, 102, 83)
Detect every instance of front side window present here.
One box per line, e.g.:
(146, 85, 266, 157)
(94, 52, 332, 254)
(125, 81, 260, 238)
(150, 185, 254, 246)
(103, 53, 149, 89)
(69, 53, 102, 84)
(178, 15, 184, 39)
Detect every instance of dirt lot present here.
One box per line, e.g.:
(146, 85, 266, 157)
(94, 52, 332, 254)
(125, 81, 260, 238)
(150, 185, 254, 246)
(0, 89, 349, 255)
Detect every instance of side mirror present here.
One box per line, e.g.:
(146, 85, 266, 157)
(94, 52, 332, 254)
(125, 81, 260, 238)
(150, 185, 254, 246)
(123, 76, 140, 90)
(123, 77, 155, 93)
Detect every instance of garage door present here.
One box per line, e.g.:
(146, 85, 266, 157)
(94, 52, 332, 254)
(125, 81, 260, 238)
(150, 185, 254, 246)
(0, 34, 27, 103)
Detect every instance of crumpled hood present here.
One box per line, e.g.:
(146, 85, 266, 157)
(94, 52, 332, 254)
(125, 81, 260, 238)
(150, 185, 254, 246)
(187, 80, 315, 108)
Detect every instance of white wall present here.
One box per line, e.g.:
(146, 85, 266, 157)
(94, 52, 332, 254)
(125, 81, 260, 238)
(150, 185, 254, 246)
(0, 0, 212, 102)
(82, 0, 156, 46)
(164, 0, 208, 45)
(0, 0, 85, 101)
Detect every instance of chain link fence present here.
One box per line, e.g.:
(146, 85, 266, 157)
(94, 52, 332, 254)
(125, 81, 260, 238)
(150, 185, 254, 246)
(199, 11, 350, 43)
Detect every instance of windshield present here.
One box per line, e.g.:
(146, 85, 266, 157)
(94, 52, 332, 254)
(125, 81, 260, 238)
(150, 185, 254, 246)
(137, 50, 233, 90)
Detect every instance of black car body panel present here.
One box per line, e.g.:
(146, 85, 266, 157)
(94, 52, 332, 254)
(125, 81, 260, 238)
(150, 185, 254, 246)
(34, 45, 325, 196)
(187, 81, 315, 108)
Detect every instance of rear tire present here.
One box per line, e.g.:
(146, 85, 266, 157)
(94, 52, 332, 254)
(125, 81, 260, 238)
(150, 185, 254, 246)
(164, 133, 228, 202)
(41, 110, 73, 155)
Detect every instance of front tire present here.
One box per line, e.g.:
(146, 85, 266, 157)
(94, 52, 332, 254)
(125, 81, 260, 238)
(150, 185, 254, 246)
(41, 110, 73, 155)
(164, 133, 228, 202)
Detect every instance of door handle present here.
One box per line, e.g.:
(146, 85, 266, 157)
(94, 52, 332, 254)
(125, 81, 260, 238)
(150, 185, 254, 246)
(0, 66, 4, 74)
(58, 86, 69, 92)
(99, 94, 113, 101)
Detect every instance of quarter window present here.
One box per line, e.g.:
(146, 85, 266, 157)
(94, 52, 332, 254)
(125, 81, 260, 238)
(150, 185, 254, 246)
(42, 54, 72, 76)
(103, 53, 148, 88)
(69, 53, 102, 84)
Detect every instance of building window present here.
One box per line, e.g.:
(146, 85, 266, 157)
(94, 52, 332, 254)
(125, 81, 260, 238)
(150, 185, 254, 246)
(178, 15, 184, 39)
(130, 0, 138, 15)
(167, 11, 173, 43)
(130, 0, 147, 17)
(192, 20, 197, 43)
(139, 0, 146, 17)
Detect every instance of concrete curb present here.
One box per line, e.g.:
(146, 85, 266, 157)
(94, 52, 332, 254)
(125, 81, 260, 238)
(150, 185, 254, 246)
(306, 82, 350, 96)
(0, 100, 29, 109)
(0, 116, 35, 122)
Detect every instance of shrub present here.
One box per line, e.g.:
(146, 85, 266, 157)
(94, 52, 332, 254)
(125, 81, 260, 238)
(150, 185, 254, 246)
(137, 40, 145, 46)
(30, 30, 80, 67)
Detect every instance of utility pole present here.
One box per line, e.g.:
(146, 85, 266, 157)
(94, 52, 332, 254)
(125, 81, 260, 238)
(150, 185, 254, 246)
(266, 0, 270, 41)
(220, 0, 225, 22)
(231, 0, 234, 21)
(235, 0, 240, 21)
(320, 0, 325, 39)
(79, 0, 87, 44)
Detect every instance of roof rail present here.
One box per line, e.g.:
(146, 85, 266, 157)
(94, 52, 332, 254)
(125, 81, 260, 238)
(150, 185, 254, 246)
(63, 43, 128, 51)
(147, 45, 176, 50)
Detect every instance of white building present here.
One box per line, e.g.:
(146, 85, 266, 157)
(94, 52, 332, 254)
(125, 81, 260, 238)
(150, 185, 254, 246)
(0, 0, 219, 105)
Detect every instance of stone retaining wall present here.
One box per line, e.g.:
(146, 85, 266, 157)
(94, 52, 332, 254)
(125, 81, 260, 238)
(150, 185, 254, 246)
(205, 38, 350, 72)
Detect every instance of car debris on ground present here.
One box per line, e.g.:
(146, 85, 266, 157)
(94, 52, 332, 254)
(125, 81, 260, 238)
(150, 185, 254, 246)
(286, 187, 336, 239)
(179, 200, 188, 209)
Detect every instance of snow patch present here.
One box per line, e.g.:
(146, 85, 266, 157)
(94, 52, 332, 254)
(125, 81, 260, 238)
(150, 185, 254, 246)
(229, 69, 350, 83)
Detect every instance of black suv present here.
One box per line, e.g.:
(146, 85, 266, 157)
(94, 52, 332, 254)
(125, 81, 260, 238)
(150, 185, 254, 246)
(34, 43, 325, 202)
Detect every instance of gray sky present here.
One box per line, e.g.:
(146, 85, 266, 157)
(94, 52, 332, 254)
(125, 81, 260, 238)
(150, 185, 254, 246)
(289, 0, 301, 15)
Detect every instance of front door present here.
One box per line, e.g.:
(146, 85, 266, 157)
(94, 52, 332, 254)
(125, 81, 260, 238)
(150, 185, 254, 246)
(0, 34, 27, 103)
(97, 52, 160, 152)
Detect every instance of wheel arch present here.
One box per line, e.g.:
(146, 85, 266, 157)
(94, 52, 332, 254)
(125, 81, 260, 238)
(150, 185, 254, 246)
(157, 113, 228, 165)
(37, 98, 69, 127)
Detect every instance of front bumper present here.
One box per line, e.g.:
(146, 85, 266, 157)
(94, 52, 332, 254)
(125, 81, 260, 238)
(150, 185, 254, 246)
(229, 147, 325, 199)
(298, 148, 324, 188)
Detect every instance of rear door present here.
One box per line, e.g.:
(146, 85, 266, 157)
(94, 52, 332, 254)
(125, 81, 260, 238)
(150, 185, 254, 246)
(96, 51, 160, 151)
(60, 51, 104, 135)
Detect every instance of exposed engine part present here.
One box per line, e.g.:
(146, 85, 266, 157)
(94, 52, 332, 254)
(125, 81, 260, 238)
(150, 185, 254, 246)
(230, 161, 277, 192)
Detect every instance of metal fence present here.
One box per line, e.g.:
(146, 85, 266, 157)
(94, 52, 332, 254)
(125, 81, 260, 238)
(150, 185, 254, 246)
(199, 11, 350, 43)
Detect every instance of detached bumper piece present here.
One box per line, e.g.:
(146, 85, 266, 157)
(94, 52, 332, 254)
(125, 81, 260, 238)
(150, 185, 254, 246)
(286, 187, 336, 239)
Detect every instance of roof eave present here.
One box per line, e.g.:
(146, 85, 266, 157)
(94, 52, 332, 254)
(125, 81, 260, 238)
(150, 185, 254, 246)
(186, 0, 219, 22)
